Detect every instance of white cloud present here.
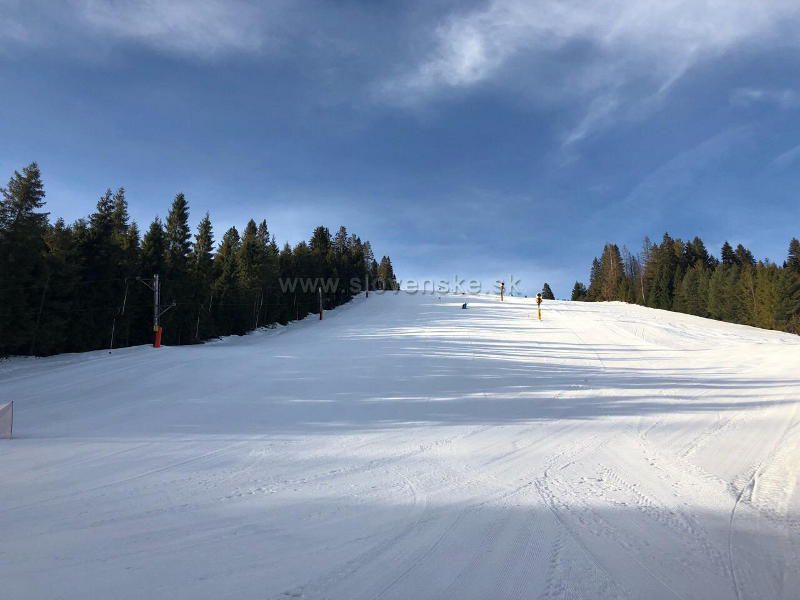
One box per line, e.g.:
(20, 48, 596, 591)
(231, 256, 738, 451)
(75, 0, 272, 58)
(0, 0, 294, 59)
(771, 144, 800, 169)
(588, 125, 754, 228)
(3, 0, 799, 144)
(562, 93, 619, 148)
(731, 87, 800, 109)
(384, 0, 800, 145)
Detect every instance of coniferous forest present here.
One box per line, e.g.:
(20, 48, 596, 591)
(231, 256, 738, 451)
(0, 163, 399, 357)
(573, 233, 800, 334)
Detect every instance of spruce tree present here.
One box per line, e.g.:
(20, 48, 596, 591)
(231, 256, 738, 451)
(571, 282, 587, 301)
(261, 231, 280, 324)
(214, 227, 243, 334)
(542, 283, 555, 300)
(678, 263, 709, 317)
(0, 163, 49, 355)
(0, 163, 399, 353)
(278, 242, 296, 322)
(309, 226, 332, 255)
(165, 194, 191, 273)
(119, 220, 142, 347)
(159, 194, 193, 343)
(377, 256, 398, 290)
(735, 244, 755, 267)
(599, 244, 624, 301)
(141, 217, 166, 277)
(721, 241, 736, 266)
(646, 234, 679, 309)
(579, 231, 798, 336)
(190, 213, 215, 340)
(776, 269, 800, 333)
(293, 241, 314, 316)
(256, 220, 269, 246)
(238, 219, 267, 328)
(36, 219, 78, 354)
(192, 213, 215, 279)
(111, 188, 130, 244)
(786, 238, 800, 274)
(587, 257, 601, 300)
(70, 189, 129, 350)
(752, 262, 780, 330)
(334, 226, 349, 256)
(363, 241, 377, 290)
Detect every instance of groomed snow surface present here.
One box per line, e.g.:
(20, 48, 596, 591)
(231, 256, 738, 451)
(2, 293, 799, 600)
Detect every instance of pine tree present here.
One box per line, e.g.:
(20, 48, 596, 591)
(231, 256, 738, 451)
(334, 226, 349, 256)
(785, 238, 800, 274)
(256, 220, 269, 246)
(721, 241, 736, 266)
(278, 242, 296, 322)
(635, 236, 654, 303)
(706, 264, 726, 320)
(259, 228, 280, 324)
(752, 262, 780, 330)
(735, 244, 755, 267)
(190, 213, 215, 340)
(238, 219, 267, 329)
(677, 263, 709, 317)
(686, 236, 714, 270)
(377, 256, 398, 290)
(598, 243, 624, 301)
(292, 241, 314, 317)
(363, 241, 377, 290)
(141, 217, 166, 276)
(214, 227, 243, 334)
(776, 269, 800, 333)
(165, 193, 191, 273)
(542, 283, 555, 300)
(0, 164, 405, 353)
(0, 163, 49, 355)
(69, 188, 129, 351)
(738, 262, 758, 325)
(163, 194, 192, 342)
(192, 213, 214, 280)
(587, 257, 601, 300)
(111, 188, 130, 243)
(646, 234, 679, 309)
(35, 219, 78, 354)
(238, 220, 264, 291)
(119, 220, 142, 347)
(620, 246, 640, 303)
(309, 226, 332, 255)
(571, 282, 587, 301)
(580, 231, 799, 336)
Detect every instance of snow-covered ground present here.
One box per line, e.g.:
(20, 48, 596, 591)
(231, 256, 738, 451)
(1, 293, 799, 599)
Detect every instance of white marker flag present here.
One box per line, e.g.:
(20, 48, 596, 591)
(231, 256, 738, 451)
(0, 401, 12, 439)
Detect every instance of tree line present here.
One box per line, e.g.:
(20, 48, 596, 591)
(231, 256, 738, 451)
(0, 163, 398, 357)
(572, 233, 800, 334)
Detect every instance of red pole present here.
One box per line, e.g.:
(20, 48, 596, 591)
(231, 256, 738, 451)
(154, 326, 162, 348)
(319, 287, 323, 320)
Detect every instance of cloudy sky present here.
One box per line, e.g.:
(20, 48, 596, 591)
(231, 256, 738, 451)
(2, 0, 800, 295)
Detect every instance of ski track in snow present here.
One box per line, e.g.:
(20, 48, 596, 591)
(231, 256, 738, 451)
(1, 293, 799, 599)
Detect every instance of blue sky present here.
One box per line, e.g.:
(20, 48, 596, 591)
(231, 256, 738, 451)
(2, 0, 800, 296)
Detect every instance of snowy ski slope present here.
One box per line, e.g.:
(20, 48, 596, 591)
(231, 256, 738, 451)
(1, 293, 799, 599)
